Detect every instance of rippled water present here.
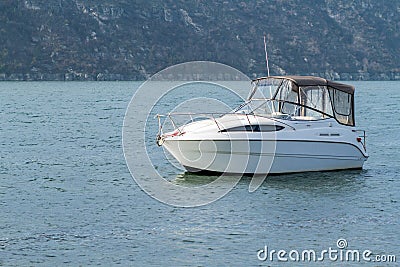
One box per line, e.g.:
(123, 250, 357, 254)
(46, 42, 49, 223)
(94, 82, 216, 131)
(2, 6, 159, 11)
(0, 81, 399, 266)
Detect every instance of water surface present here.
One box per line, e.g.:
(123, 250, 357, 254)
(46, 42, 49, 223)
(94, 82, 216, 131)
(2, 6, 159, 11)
(0, 81, 399, 266)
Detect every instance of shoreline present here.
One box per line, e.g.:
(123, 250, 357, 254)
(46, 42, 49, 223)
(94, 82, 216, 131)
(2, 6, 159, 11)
(0, 72, 399, 81)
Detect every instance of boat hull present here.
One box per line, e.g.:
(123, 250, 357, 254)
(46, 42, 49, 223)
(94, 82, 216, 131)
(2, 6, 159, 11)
(162, 139, 367, 174)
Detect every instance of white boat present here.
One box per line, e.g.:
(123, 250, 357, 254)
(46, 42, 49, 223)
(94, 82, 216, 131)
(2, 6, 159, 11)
(156, 76, 368, 174)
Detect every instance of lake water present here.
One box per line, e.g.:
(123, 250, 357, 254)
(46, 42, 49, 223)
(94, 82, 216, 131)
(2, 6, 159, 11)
(0, 81, 399, 266)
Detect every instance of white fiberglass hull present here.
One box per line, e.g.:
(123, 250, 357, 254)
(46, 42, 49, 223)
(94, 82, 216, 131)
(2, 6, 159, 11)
(162, 136, 368, 175)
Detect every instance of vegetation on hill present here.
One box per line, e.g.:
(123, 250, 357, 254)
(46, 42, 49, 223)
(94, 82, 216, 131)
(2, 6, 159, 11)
(0, 0, 399, 80)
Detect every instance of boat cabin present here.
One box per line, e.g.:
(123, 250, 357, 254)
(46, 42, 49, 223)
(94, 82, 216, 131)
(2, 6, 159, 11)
(247, 76, 355, 126)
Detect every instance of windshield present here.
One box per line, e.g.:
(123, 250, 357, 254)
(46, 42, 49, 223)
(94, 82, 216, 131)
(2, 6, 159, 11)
(248, 78, 282, 100)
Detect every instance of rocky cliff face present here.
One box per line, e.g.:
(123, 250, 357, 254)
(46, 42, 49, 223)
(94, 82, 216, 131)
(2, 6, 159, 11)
(0, 0, 399, 80)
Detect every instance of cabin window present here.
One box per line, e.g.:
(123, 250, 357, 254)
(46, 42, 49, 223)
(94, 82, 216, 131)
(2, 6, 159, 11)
(220, 125, 284, 132)
(299, 86, 333, 119)
(328, 88, 354, 126)
(275, 80, 299, 115)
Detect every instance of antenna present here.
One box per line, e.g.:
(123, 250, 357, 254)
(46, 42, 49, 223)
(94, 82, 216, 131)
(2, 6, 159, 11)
(263, 34, 274, 112)
(263, 35, 270, 77)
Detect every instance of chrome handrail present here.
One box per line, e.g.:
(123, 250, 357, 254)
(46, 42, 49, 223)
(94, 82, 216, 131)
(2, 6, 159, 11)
(156, 112, 228, 134)
(353, 129, 367, 151)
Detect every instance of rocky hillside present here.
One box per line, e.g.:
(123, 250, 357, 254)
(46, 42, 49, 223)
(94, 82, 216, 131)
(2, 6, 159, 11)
(0, 0, 399, 80)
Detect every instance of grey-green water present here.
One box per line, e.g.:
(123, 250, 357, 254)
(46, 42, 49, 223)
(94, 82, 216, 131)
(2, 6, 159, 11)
(0, 81, 399, 266)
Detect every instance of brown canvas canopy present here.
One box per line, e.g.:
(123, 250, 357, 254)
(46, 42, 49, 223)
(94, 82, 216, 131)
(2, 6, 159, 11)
(251, 75, 356, 126)
(254, 76, 355, 94)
